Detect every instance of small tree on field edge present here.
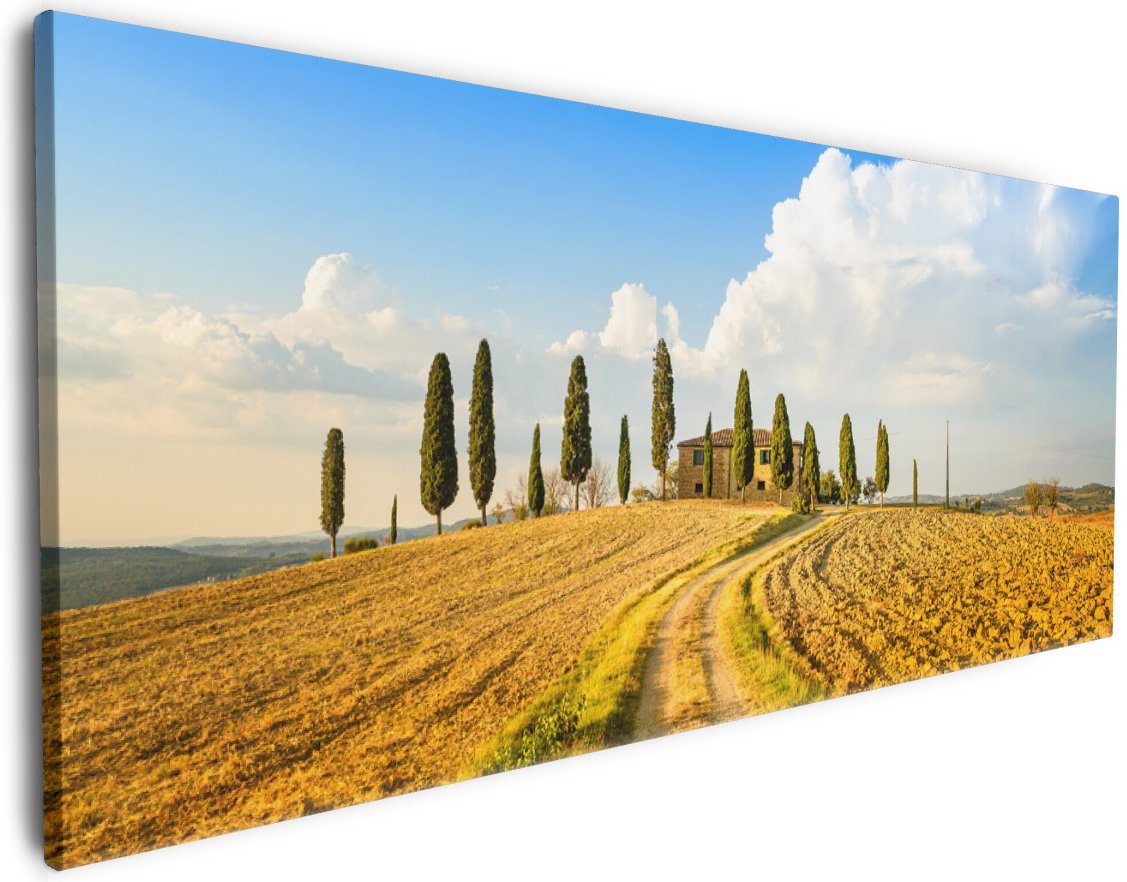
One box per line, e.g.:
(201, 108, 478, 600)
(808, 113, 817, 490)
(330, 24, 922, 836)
(770, 393, 794, 504)
(1024, 480, 1044, 517)
(702, 413, 714, 498)
(875, 420, 890, 507)
(468, 339, 497, 526)
(420, 353, 459, 535)
(801, 421, 819, 508)
(839, 413, 858, 510)
(651, 339, 675, 500)
(561, 355, 592, 511)
(1044, 477, 1061, 515)
(528, 423, 545, 517)
(618, 415, 631, 505)
(320, 427, 345, 558)
(732, 369, 754, 502)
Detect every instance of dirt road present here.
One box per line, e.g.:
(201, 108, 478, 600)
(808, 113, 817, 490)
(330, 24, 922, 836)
(634, 514, 829, 740)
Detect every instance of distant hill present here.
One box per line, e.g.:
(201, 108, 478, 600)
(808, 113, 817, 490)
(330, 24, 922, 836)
(173, 517, 483, 556)
(886, 483, 1113, 513)
(40, 546, 310, 613)
(45, 516, 491, 612)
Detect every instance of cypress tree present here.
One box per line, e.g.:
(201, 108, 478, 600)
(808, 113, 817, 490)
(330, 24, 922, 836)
(702, 413, 714, 498)
(731, 369, 754, 503)
(802, 421, 820, 508)
(469, 339, 497, 526)
(389, 495, 398, 544)
(913, 459, 918, 508)
(561, 355, 592, 511)
(420, 352, 458, 535)
(320, 427, 345, 558)
(770, 393, 794, 504)
(839, 413, 858, 510)
(528, 423, 545, 517)
(875, 420, 890, 508)
(651, 338, 675, 500)
(617, 415, 631, 505)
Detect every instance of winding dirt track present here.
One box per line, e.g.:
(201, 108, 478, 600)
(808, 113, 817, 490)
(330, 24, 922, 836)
(634, 514, 830, 740)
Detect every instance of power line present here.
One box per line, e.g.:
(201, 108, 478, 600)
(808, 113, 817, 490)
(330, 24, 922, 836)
(1037, 445, 1114, 462)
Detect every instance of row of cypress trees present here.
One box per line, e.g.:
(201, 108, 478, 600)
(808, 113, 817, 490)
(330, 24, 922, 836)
(319, 334, 899, 555)
(693, 386, 893, 512)
(835, 414, 892, 509)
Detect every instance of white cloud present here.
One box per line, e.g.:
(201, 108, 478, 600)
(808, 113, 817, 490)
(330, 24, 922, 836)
(635, 149, 1108, 414)
(51, 252, 496, 444)
(1023, 277, 1115, 330)
(548, 329, 589, 356)
(551, 283, 660, 360)
(299, 252, 392, 313)
(661, 301, 681, 345)
(886, 353, 993, 407)
(597, 283, 659, 359)
(540, 148, 1111, 427)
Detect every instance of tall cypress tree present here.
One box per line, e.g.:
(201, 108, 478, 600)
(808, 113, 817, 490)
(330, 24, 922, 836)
(839, 413, 858, 510)
(468, 339, 496, 526)
(389, 495, 398, 544)
(770, 394, 794, 504)
(320, 427, 345, 558)
(651, 338, 675, 500)
(528, 423, 545, 517)
(731, 369, 753, 503)
(912, 459, 918, 508)
(561, 355, 592, 511)
(875, 420, 890, 508)
(702, 413, 714, 498)
(617, 415, 631, 505)
(802, 421, 820, 507)
(420, 353, 458, 535)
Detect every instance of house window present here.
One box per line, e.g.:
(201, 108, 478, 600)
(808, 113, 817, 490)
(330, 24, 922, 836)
(694, 482, 704, 495)
(757, 480, 766, 491)
(692, 449, 704, 466)
(759, 449, 771, 465)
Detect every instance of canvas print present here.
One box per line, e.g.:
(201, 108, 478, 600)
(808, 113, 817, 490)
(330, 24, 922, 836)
(36, 11, 1117, 869)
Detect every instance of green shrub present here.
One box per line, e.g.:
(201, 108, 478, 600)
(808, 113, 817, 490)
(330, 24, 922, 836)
(311, 552, 325, 562)
(482, 694, 586, 773)
(460, 520, 484, 531)
(344, 536, 380, 554)
(791, 493, 812, 514)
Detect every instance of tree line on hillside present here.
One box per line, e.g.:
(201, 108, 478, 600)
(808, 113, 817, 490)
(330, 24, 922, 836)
(1023, 478, 1062, 517)
(315, 335, 912, 557)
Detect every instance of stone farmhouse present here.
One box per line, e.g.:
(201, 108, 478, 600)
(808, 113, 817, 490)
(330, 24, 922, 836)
(676, 427, 803, 501)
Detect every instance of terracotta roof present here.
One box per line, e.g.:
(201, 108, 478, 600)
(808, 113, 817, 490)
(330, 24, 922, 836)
(677, 427, 803, 448)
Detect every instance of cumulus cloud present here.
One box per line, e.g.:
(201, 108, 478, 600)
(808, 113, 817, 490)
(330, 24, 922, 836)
(548, 329, 589, 356)
(299, 252, 393, 312)
(56, 283, 416, 401)
(557, 148, 1112, 415)
(597, 283, 658, 359)
(550, 283, 660, 360)
(51, 252, 496, 443)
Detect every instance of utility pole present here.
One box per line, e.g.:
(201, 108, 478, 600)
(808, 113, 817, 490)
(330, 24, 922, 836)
(945, 420, 950, 509)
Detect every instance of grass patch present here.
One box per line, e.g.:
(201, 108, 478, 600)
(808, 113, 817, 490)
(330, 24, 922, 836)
(465, 512, 810, 776)
(717, 522, 834, 713)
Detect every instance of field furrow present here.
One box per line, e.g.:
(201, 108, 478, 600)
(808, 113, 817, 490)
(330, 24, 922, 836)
(761, 510, 1114, 694)
(43, 500, 770, 868)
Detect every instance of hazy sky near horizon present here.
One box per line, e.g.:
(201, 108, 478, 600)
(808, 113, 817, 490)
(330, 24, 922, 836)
(45, 13, 1118, 544)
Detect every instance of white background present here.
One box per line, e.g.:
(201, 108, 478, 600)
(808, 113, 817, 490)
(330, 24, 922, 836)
(2, 2, 1123, 878)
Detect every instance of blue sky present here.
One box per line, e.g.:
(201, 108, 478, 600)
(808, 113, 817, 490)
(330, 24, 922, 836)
(50, 14, 904, 344)
(43, 13, 1118, 543)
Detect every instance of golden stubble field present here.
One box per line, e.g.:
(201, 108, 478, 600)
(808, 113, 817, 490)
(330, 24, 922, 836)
(43, 500, 770, 868)
(762, 509, 1114, 694)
